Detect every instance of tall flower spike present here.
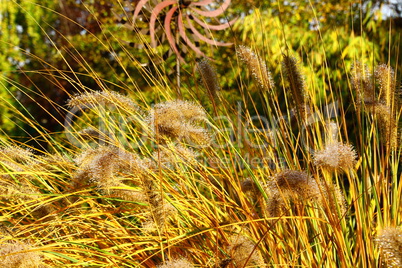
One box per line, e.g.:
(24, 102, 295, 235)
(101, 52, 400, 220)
(376, 227, 402, 267)
(282, 54, 308, 119)
(197, 58, 220, 102)
(237, 45, 275, 92)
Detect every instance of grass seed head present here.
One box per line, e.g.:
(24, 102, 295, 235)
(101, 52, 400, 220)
(67, 90, 139, 112)
(236, 45, 275, 92)
(227, 234, 265, 267)
(266, 170, 321, 217)
(0, 241, 43, 268)
(377, 227, 402, 267)
(313, 141, 357, 171)
(147, 100, 210, 145)
(197, 58, 220, 101)
(282, 54, 308, 119)
(366, 102, 398, 149)
(157, 258, 194, 268)
(375, 64, 396, 106)
(351, 61, 375, 104)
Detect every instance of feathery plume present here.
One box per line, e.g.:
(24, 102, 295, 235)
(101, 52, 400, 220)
(157, 258, 194, 268)
(67, 90, 139, 112)
(147, 100, 210, 145)
(350, 61, 375, 104)
(226, 234, 265, 267)
(319, 182, 347, 217)
(236, 45, 275, 92)
(265, 170, 321, 217)
(0, 146, 35, 164)
(375, 64, 396, 107)
(282, 54, 308, 119)
(73, 146, 149, 203)
(376, 227, 402, 267)
(313, 142, 357, 171)
(0, 241, 43, 268)
(197, 58, 220, 102)
(366, 102, 398, 149)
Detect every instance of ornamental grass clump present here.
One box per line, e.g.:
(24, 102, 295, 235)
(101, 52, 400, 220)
(351, 62, 400, 149)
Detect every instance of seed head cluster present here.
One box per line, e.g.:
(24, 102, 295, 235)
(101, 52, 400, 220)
(351, 62, 399, 149)
(351, 61, 375, 103)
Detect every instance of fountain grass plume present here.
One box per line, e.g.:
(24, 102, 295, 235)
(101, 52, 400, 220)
(376, 227, 402, 267)
(236, 45, 275, 93)
(146, 100, 211, 145)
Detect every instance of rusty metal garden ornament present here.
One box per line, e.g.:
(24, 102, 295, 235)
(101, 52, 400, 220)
(131, 0, 236, 61)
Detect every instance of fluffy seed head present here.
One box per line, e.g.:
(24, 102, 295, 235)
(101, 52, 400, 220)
(0, 241, 43, 268)
(376, 227, 402, 267)
(319, 182, 347, 217)
(68, 91, 138, 112)
(366, 102, 398, 149)
(351, 61, 375, 104)
(237, 45, 275, 92)
(0, 146, 34, 164)
(147, 100, 210, 145)
(313, 142, 357, 171)
(227, 234, 265, 267)
(266, 170, 321, 217)
(74, 146, 149, 188)
(375, 64, 396, 107)
(157, 258, 194, 268)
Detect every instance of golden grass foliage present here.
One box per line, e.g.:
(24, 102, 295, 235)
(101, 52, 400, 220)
(0, 3, 401, 268)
